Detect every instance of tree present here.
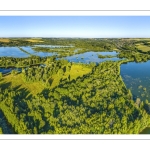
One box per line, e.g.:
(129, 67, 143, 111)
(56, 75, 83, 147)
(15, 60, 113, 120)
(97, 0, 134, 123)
(0, 127, 3, 134)
(11, 70, 18, 76)
(0, 72, 2, 80)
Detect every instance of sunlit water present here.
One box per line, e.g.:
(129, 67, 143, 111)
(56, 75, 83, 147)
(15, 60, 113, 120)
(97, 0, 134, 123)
(0, 47, 29, 57)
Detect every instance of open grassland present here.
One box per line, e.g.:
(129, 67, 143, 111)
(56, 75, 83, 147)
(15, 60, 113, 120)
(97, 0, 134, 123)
(126, 38, 150, 41)
(0, 74, 45, 96)
(0, 64, 92, 95)
(25, 39, 44, 43)
(64, 64, 91, 80)
(0, 39, 10, 43)
(50, 64, 92, 88)
(136, 44, 150, 52)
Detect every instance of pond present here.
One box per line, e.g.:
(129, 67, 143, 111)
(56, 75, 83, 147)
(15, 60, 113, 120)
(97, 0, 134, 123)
(0, 68, 22, 74)
(0, 47, 29, 58)
(121, 60, 150, 102)
(0, 68, 14, 74)
(62, 51, 121, 63)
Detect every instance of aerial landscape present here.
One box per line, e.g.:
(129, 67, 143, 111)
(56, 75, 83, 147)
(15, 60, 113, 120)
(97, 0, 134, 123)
(1, 16, 150, 134)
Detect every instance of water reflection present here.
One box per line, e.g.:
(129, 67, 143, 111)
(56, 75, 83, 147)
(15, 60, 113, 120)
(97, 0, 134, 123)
(0, 47, 29, 57)
(0, 68, 22, 74)
(121, 60, 150, 102)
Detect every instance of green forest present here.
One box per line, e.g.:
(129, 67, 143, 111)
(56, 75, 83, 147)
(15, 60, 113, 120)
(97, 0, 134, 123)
(1, 38, 150, 134)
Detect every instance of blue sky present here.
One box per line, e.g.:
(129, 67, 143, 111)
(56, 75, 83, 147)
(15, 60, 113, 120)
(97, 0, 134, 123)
(0, 16, 150, 38)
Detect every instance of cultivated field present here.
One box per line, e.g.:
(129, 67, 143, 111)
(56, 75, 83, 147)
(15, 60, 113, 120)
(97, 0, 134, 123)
(136, 44, 150, 52)
(25, 38, 44, 43)
(0, 39, 10, 43)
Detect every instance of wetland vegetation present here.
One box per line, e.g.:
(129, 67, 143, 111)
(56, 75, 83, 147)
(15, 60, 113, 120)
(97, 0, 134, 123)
(1, 38, 150, 134)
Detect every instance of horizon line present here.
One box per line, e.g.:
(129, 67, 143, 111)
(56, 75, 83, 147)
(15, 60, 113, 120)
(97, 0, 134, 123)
(1, 37, 150, 39)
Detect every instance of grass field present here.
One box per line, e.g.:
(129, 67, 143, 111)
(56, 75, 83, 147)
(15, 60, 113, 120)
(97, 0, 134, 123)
(25, 39, 44, 43)
(136, 44, 150, 52)
(0, 39, 10, 43)
(0, 64, 92, 96)
(126, 38, 150, 41)
(50, 64, 92, 88)
(64, 64, 91, 80)
(0, 74, 45, 96)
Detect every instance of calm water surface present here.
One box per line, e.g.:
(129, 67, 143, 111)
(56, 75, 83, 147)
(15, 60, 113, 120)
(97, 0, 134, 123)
(99, 51, 118, 56)
(0, 68, 22, 74)
(121, 60, 150, 102)
(0, 47, 29, 57)
(0, 46, 58, 58)
(121, 60, 150, 134)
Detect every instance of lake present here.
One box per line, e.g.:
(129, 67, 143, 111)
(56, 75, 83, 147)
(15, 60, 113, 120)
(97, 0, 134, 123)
(0, 46, 58, 58)
(0, 47, 29, 57)
(0, 68, 22, 74)
(121, 60, 150, 134)
(98, 51, 118, 56)
(121, 60, 150, 102)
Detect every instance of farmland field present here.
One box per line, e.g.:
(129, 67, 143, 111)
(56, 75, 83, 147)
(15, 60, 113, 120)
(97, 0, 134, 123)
(136, 44, 150, 52)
